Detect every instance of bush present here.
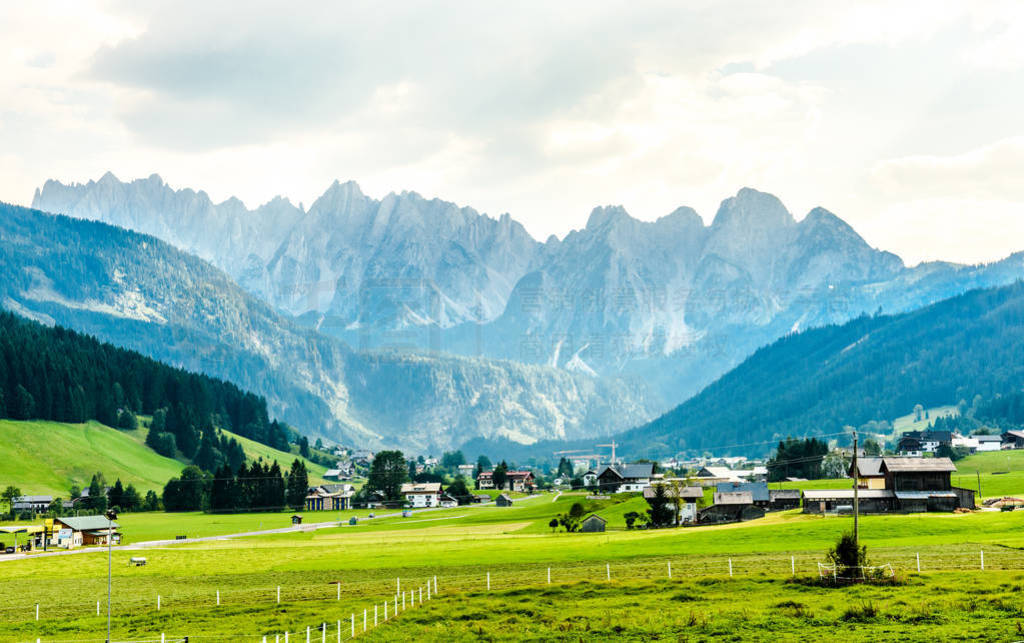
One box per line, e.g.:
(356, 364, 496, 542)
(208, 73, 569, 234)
(826, 532, 867, 579)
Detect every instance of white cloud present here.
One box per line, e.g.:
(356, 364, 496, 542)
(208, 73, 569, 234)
(0, 0, 1023, 266)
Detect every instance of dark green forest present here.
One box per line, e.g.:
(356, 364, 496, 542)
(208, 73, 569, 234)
(615, 280, 1024, 457)
(0, 310, 292, 458)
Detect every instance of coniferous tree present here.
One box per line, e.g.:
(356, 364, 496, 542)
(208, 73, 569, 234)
(286, 459, 308, 511)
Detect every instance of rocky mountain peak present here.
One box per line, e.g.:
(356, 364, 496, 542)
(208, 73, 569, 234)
(711, 187, 795, 230)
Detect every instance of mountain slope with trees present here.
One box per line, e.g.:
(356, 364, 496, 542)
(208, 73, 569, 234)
(616, 280, 1024, 457)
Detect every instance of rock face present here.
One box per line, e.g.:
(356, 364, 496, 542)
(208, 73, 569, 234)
(33, 175, 1024, 415)
(0, 202, 653, 451)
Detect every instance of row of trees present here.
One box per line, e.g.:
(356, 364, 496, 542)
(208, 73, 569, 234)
(163, 459, 310, 512)
(0, 310, 293, 453)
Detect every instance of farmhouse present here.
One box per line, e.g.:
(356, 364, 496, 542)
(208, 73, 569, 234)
(438, 493, 458, 508)
(495, 493, 514, 507)
(973, 434, 1002, 452)
(1001, 430, 1024, 449)
(643, 484, 704, 524)
(768, 489, 802, 510)
(305, 484, 353, 511)
(698, 491, 765, 524)
(596, 463, 654, 493)
(477, 470, 535, 492)
(400, 482, 442, 508)
(11, 495, 52, 513)
(850, 457, 886, 489)
(896, 430, 951, 456)
(803, 457, 974, 513)
(580, 514, 606, 532)
(53, 515, 120, 548)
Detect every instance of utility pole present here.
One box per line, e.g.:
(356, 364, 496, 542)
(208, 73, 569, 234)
(977, 470, 982, 498)
(852, 430, 859, 549)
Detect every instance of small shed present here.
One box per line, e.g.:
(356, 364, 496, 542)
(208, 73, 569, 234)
(291, 515, 303, 525)
(580, 514, 606, 532)
(495, 493, 514, 507)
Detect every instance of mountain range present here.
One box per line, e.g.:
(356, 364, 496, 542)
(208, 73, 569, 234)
(0, 202, 651, 452)
(25, 174, 1024, 454)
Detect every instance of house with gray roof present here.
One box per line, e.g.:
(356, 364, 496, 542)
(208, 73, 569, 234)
(596, 463, 654, 493)
(54, 515, 120, 548)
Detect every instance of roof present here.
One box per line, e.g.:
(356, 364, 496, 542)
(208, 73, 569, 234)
(56, 516, 119, 531)
(14, 495, 53, 503)
(894, 491, 958, 499)
(642, 485, 704, 500)
(713, 491, 753, 505)
(768, 489, 802, 500)
(319, 484, 354, 495)
(507, 471, 534, 479)
(598, 463, 655, 480)
(698, 466, 735, 478)
(803, 489, 894, 500)
(1003, 430, 1024, 440)
(715, 482, 769, 503)
(974, 434, 1002, 442)
(582, 514, 606, 524)
(851, 457, 884, 477)
(323, 469, 342, 477)
(880, 457, 956, 473)
(400, 482, 442, 494)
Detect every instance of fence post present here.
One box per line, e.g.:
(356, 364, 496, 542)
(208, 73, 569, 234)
(606, 563, 610, 581)
(277, 586, 281, 604)
(394, 594, 397, 616)
(397, 576, 400, 594)
(337, 583, 341, 601)
(97, 600, 100, 616)
(285, 631, 289, 643)
(364, 608, 367, 631)
(306, 625, 310, 643)
(434, 575, 438, 594)
(385, 600, 388, 620)
(217, 589, 220, 606)
(916, 552, 921, 573)
(427, 582, 431, 600)
(791, 556, 795, 577)
(667, 561, 671, 579)
(375, 604, 378, 626)
(157, 595, 161, 610)
(322, 622, 326, 643)
(981, 549, 985, 571)
(162, 634, 166, 643)
(486, 572, 490, 591)
(419, 587, 422, 605)
(548, 567, 551, 584)
(403, 591, 406, 610)
(351, 613, 355, 638)
(35, 603, 39, 621)
(728, 559, 733, 577)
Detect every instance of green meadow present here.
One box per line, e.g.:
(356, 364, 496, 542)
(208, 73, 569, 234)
(2, 492, 1024, 641)
(0, 419, 329, 497)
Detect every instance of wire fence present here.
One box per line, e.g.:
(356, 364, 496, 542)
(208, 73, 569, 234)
(8, 544, 1024, 641)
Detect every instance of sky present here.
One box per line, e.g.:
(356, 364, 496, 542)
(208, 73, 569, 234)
(2, 0, 1023, 265)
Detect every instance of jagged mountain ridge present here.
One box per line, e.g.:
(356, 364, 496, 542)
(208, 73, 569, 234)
(33, 176, 1024, 411)
(0, 201, 652, 451)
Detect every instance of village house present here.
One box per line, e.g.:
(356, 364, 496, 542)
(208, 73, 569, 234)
(11, 495, 52, 514)
(1001, 430, 1024, 449)
(438, 493, 458, 508)
(713, 482, 799, 511)
(643, 484, 704, 524)
(581, 469, 598, 487)
(53, 515, 120, 548)
(973, 434, 1003, 452)
(896, 430, 952, 456)
(476, 470, 535, 492)
(596, 463, 654, 493)
(850, 457, 886, 489)
(698, 491, 765, 524)
(304, 484, 354, 511)
(495, 493, 514, 507)
(456, 464, 475, 477)
(400, 482, 442, 508)
(803, 457, 974, 514)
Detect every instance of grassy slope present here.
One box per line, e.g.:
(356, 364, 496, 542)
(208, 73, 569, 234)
(0, 419, 185, 496)
(0, 419, 328, 498)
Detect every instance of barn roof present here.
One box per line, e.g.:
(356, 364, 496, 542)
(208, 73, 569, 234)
(850, 457, 884, 477)
(802, 489, 894, 500)
(880, 457, 956, 473)
(56, 515, 119, 531)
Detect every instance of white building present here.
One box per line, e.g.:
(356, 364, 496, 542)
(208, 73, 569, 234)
(400, 482, 442, 508)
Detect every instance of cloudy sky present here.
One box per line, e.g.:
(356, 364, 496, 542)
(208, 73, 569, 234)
(2, 0, 1023, 265)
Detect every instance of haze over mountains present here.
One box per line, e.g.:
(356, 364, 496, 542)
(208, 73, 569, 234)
(34, 174, 1024, 418)
(0, 202, 651, 452)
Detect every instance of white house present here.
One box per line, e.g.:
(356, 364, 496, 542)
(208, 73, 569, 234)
(400, 482, 442, 508)
(972, 434, 1002, 452)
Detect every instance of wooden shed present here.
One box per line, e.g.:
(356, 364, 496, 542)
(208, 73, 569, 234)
(495, 493, 514, 507)
(580, 514, 606, 532)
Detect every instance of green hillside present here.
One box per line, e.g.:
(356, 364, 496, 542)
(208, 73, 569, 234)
(0, 419, 185, 496)
(0, 419, 330, 499)
(618, 281, 1024, 457)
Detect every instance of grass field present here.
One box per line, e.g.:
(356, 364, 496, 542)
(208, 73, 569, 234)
(3, 491, 1024, 641)
(0, 419, 330, 498)
(0, 419, 186, 496)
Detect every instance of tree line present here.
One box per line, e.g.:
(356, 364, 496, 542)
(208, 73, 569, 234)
(0, 310, 294, 454)
(163, 459, 310, 512)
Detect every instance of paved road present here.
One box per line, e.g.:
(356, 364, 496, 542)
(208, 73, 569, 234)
(0, 493, 543, 562)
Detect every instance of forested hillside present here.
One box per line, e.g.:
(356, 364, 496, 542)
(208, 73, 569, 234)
(616, 280, 1024, 457)
(0, 310, 292, 457)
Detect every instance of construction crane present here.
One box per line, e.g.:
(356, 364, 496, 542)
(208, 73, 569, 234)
(552, 449, 588, 456)
(596, 441, 619, 465)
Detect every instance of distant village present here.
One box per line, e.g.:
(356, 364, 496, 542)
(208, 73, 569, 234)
(4, 426, 1024, 552)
